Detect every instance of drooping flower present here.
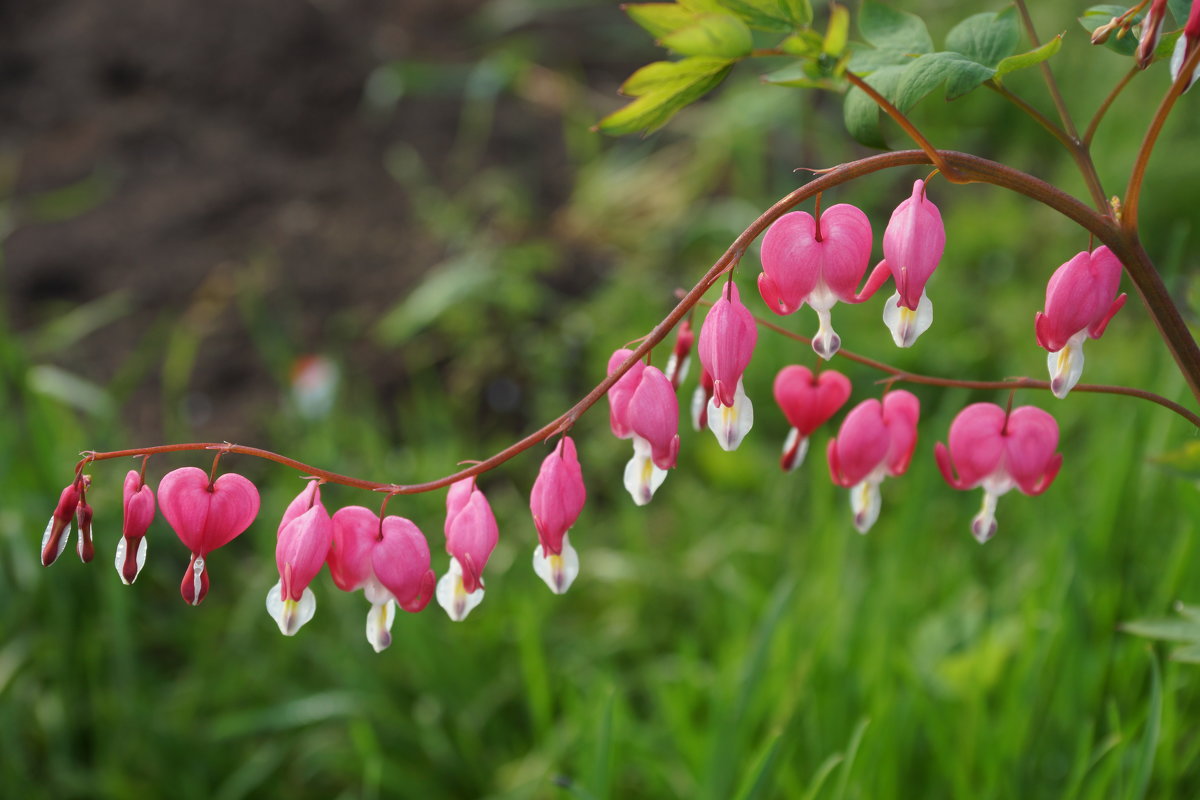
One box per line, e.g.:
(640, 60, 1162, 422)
(116, 469, 156, 584)
(690, 366, 714, 432)
(529, 436, 587, 594)
(266, 481, 334, 636)
(618, 365, 680, 505)
(436, 478, 499, 621)
(665, 320, 694, 391)
(935, 403, 1062, 543)
(773, 366, 852, 471)
(329, 506, 436, 652)
(1171, 0, 1200, 89)
(758, 204, 873, 359)
(41, 476, 88, 567)
(158, 466, 260, 605)
(1137, 0, 1168, 69)
(606, 348, 647, 440)
(698, 282, 758, 450)
(1035, 245, 1127, 398)
(827, 391, 920, 533)
(861, 180, 945, 348)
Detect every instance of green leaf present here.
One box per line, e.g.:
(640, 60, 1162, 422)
(858, 0, 933, 54)
(945, 8, 1021, 68)
(660, 13, 753, 57)
(1119, 617, 1200, 643)
(679, 0, 729, 12)
(1128, 653, 1161, 800)
(1079, 5, 1139, 56)
(994, 33, 1063, 80)
(761, 60, 837, 88)
(895, 51, 996, 108)
(598, 57, 735, 134)
(717, 0, 813, 31)
(847, 45, 913, 73)
(778, 30, 824, 57)
(624, 3, 699, 39)
(842, 63, 904, 147)
(823, 2, 851, 56)
(1170, 642, 1200, 663)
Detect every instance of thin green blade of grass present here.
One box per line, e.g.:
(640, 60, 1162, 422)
(1125, 651, 1162, 800)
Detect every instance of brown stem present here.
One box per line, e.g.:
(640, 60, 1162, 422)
(77, 148, 1200, 494)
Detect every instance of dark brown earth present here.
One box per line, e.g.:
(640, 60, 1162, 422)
(1, 0, 641, 442)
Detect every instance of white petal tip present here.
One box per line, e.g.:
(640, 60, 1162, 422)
(533, 536, 580, 595)
(706, 380, 753, 452)
(781, 428, 809, 472)
(883, 290, 933, 348)
(366, 600, 397, 652)
(114, 536, 148, 585)
(436, 558, 485, 621)
(266, 583, 317, 636)
(850, 479, 882, 534)
(624, 437, 668, 506)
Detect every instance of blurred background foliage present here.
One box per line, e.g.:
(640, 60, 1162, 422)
(2, 0, 1200, 797)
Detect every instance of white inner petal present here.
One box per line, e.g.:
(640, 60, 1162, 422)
(266, 581, 317, 636)
(623, 436, 668, 506)
(436, 557, 485, 621)
(971, 491, 1001, 544)
(366, 599, 397, 653)
(1048, 329, 1087, 399)
(706, 378, 753, 452)
(533, 534, 580, 595)
(882, 290, 933, 348)
(781, 427, 810, 472)
(114, 536, 148, 585)
(849, 478, 882, 534)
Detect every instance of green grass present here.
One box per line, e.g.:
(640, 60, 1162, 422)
(4, 2, 1200, 797)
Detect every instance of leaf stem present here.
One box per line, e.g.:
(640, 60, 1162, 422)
(1013, 0, 1080, 140)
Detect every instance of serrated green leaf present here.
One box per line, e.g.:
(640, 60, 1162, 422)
(598, 58, 734, 135)
(945, 8, 1020, 68)
(1150, 439, 1200, 479)
(994, 34, 1063, 79)
(824, 2, 850, 56)
(779, 30, 824, 56)
(624, 3, 700, 39)
(718, 0, 812, 31)
(859, 1, 933, 54)
(894, 51, 995, 109)
(761, 60, 836, 88)
(1080, 5, 1139, 56)
(1119, 617, 1200, 643)
(847, 45, 913, 73)
(842, 63, 904, 148)
(661, 13, 753, 57)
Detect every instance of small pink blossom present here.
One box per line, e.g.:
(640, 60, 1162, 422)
(266, 482, 334, 636)
(158, 466, 260, 605)
(827, 391, 920, 533)
(772, 366, 852, 471)
(41, 477, 87, 567)
(698, 283, 758, 450)
(116, 470, 156, 585)
(861, 180, 945, 347)
(620, 365, 680, 505)
(1035, 245, 1127, 398)
(935, 403, 1062, 543)
(606, 348, 647, 440)
(529, 436, 587, 594)
(437, 477, 499, 621)
(758, 204, 873, 358)
(329, 506, 436, 651)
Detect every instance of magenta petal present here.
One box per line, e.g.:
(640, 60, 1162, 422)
(1038, 247, 1125, 351)
(881, 390, 920, 476)
(277, 481, 321, 537)
(374, 515, 433, 609)
(1004, 406, 1060, 494)
(698, 283, 757, 408)
(121, 470, 156, 539)
(628, 366, 680, 469)
(530, 437, 587, 555)
(817, 204, 874, 301)
(329, 506, 378, 592)
(159, 467, 260, 555)
(944, 403, 1007, 489)
(445, 482, 498, 593)
(760, 211, 821, 309)
(277, 504, 333, 601)
(828, 399, 889, 486)
(773, 366, 851, 436)
(882, 180, 944, 308)
(606, 348, 647, 439)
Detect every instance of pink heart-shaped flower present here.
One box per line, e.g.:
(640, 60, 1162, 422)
(773, 366, 852, 436)
(158, 467, 260, 555)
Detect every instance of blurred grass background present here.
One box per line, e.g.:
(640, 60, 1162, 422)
(3, 1, 1200, 797)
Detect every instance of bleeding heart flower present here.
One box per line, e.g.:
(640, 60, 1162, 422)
(698, 282, 758, 451)
(861, 180, 945, 348)
(158, 466, 260, 605)
(115, 470, 156, 585)
(529, 436, 586, 594)
(436, 478, 499, 621)
(266, 482, 334, 636)
(41, 476, 88, 567)
(606, 348, 647, 440)
(935, 403, 1062, 543)
(616, 365, 680, 506)
(827, 391, 920, 533)
(1035, 245, 1127, 398)
(758, 204, 874, 359)
(773, 366, 852, 471)
(329, 506, 436, 652)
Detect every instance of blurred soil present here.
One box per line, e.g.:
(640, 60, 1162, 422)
(0, 0, 631, 441)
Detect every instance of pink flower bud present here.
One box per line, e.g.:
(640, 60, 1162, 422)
(935, 403, 1062, 543)
(758, 204, 873, 358)
(116, 470, 156, 585)
(1171, 0, 1200, 89)
(329, 506, 435, 652)
(42, 477, 87, 567)
(437, 478, 499, 621)
(622, 365, 681, 505)
(530, 437, 587, 594)
(75, 497, 95, 564)
(863, 180, 945, 347)
(827, 391, 919, 533)
(1137, 0, 1168, 69)
(772, 366, 851, 471)
(698, 283, 757, 408)
(158, 466, 260, 605)
(1035, 246, 1127, 398)
(606, 348, 647, 440)
(267, 483, 334, 636)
